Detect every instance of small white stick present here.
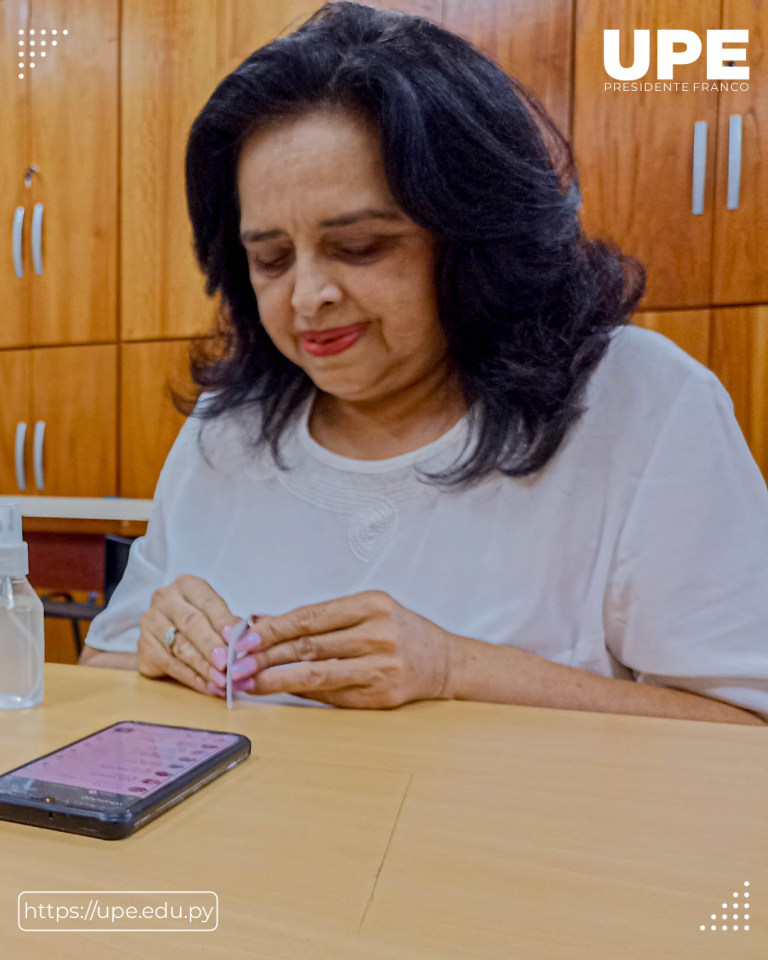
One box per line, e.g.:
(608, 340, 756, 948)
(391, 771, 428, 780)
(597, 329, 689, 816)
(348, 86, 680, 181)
(226, 619, 250, 709)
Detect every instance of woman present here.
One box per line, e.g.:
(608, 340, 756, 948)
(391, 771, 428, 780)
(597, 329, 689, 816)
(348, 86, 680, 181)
(81, 2, 768, 724)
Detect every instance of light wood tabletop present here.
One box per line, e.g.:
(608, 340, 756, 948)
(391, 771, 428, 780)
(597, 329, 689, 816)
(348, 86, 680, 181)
(0, 663, 765, 958)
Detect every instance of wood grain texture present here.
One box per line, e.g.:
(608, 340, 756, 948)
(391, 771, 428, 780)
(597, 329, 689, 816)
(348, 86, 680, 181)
(217, 0, 324, 76)
(120, 0, 220, 340)
(574, 0, 720, 309)
(633, 308, 711, 366)
(217, 0, 440, 81)
(712, 0, 768, 304)
(31, 344, 117, 497)
(444, 0, 573, 138)
(0, 0, 31, 347)
(28, 0, 118, 344)
(0, 663, 765, 959)
(710, 304, 768, 477)
(120, 339, 198, 499)
(21, 516, 147, 535)
(0, 349, 31, 495)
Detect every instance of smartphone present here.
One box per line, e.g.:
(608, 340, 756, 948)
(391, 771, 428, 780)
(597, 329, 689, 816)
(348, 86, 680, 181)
(0, 720, 251, 840)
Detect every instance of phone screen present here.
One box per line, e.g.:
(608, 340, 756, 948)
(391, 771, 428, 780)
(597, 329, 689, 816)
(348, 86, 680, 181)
(0, 722, 241, 813)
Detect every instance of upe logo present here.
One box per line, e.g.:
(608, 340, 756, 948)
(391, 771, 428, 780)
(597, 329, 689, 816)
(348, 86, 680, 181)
(604, 30, 749, 80)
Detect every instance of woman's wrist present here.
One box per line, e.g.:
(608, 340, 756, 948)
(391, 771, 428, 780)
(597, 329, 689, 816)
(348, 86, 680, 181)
(79, 645, 138, 671)
(438, 631, 470, 700)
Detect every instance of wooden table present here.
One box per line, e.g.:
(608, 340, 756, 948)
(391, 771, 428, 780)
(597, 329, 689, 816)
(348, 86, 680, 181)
(1, 664, 766, 958)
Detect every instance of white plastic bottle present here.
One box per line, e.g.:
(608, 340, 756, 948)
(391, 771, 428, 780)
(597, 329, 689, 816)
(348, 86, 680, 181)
(0, 503, 44, 709)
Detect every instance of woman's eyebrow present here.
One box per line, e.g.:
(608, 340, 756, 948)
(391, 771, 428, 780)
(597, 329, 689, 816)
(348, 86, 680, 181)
(240, 208, 404, 244)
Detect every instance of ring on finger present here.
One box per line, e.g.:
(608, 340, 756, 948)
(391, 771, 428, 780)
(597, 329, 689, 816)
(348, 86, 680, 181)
(163, 627, 191, 663)
(163, 626, 178, 654)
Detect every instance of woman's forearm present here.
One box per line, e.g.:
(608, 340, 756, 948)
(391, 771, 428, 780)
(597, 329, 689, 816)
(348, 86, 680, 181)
(78, 644, 137, 671)
(442, 634, 768, 726)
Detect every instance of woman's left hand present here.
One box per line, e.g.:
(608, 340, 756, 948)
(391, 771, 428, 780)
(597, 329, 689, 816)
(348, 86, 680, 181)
(244, 591, 458, 708)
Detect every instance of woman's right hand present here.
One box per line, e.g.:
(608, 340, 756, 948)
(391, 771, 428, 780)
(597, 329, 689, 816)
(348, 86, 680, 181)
(137, 574, 261, 697)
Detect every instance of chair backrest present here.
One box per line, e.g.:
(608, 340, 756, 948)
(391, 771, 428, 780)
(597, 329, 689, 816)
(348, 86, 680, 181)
(104, 535, 134, 604)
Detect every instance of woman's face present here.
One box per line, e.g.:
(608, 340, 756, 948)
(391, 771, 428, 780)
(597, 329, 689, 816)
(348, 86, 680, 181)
(236, 109, 449, 403)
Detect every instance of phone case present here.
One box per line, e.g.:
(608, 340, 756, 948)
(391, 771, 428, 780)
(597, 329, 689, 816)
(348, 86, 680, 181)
(0, 721, 251, 840)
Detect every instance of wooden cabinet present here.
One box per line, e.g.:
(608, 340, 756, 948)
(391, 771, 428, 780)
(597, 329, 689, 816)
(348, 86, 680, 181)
(120, 0, 220, 341)
(0, 345, 117, 497)
(633, 310, 711, 367)
(1, 0, 118, 348)
(0, 0, 31, 349)
(32, 345, 117, 496)
(635, 307, 768, 479)
(28, 0, 118, 345)
(710, 306, 768, 477)
(712, 0, 768, 305)
(574, 0, 721, 310)
(445, 0, 572, 137)
(575, 1, 768, 311)
(120, 339, 199, 499)
(0, 350, 32, 493)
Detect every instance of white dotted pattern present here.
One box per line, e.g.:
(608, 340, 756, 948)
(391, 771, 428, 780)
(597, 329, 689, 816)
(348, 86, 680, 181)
(17, 26, 68, 78)
(702, 883, 752, 931)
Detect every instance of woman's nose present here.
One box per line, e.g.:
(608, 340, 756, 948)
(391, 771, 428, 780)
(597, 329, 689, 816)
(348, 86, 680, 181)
(290, 255, 342, 316)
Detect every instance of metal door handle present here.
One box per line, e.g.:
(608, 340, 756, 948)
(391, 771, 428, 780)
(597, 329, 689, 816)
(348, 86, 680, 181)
(33, 420, 45, 490)
(727, 114, 742, 210)
(15, 422, 27, 491)
(13, 207, 25, 278)
(31, 202, 44, 275)
(692, 121, 707, 215)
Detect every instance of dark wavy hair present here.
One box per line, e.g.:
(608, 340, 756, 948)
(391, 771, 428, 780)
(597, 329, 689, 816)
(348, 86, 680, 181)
(180, 0, 645, 486)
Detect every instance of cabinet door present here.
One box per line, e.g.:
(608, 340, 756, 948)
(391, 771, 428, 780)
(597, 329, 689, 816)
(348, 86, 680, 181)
(712, 0, 768, 304)
(633, 309, 711, 367)
(31, 344, 117, 496)
(0, 0, 31, 347)
(445, 0, 572, 138)
(0, 349, 32, 494)
(710, 306, 768, 479)
(121, 0, 221, 341)
(28, 0, 118, 345)
(120, 339, 199, 498)
(574, 0, 720, 309)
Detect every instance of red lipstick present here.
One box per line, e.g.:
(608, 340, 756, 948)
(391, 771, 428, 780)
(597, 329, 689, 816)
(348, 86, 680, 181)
(299, 322, 368, 357)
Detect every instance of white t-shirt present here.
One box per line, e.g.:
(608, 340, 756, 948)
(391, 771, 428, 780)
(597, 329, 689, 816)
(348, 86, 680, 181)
(86, 325, 768, 719)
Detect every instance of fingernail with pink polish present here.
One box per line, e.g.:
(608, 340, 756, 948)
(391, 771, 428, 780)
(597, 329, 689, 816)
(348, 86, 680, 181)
(211, 647, 228, 670)
(206, 682, 225, 697)
(209, 667, 226, 688)
(231, 656, 257, 678)
(222, 625, 234, 642)
(233, 677, 256, 691)
(235, 634, 262, 655)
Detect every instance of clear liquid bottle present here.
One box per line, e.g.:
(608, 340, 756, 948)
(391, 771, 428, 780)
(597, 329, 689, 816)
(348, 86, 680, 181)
(0, 503, 44, 709)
